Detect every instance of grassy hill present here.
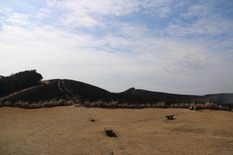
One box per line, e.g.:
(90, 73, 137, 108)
(0, 78, 232, 111)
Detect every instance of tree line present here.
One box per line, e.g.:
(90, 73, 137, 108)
(0, 70, 43, 97)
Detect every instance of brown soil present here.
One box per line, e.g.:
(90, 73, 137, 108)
(0, 106, 232, 155)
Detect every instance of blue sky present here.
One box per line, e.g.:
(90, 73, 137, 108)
(0, 0, 233, 95)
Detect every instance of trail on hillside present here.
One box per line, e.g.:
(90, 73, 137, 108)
(58, 80, 71, 100)
(58, 79, 80, 104)
(57, 80, 94, 120)
(0, 84, 44, 101)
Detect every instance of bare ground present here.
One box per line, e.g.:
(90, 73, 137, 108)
(0, 106, 233, 155)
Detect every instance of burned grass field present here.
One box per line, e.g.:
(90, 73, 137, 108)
(0, 106, 233, 155)
(1, 71, 233, 111)
(1, 79, 233, 111)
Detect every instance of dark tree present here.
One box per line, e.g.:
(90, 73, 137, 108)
(0, 70, 43, 97)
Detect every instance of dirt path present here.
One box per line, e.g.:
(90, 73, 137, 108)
(0, 107, 233, 155)
(0, 85, 43, 102)
(58, 79, 71, 100)
(58, 79, 80, 103)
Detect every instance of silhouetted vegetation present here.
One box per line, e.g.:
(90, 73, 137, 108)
(0, 70, 43, 97)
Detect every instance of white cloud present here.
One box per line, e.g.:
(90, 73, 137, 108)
(48, 0, 140, 15)
(181, 4, 210, 17)
(166, 2, 233, 37)
(0, 22, 221, 93)
(0, 6, 32, 27)
(6, 13, 30, 25)
(36, 8, 52, 19)
(166, 16, 233, 37)
(44, 0, 175, 28)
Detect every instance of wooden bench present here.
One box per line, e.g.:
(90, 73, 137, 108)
(104, 128, 117, 137)
(166, 115, 175, 120)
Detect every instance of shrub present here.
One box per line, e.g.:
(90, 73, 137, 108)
(0, 70, 43, 97)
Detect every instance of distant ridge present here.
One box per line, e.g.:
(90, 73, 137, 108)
(0, 78, 233, 111)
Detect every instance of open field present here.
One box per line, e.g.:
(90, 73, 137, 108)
(0, 106, 233, 155)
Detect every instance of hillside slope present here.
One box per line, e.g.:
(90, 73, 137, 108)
(0, 79, 232, 110)
(121, 88, 233, 105)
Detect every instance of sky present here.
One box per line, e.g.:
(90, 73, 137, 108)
(0, 0, 233, 95)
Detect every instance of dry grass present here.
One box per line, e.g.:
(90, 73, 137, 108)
(0, 99, 232, 111)
(0, 106, 232, 155)
(0, 99, 75, 109)
(81, 100, 233, 111)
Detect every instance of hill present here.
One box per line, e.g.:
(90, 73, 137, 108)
(0, 78, 232, 111)
(121, 88, 233, 105)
